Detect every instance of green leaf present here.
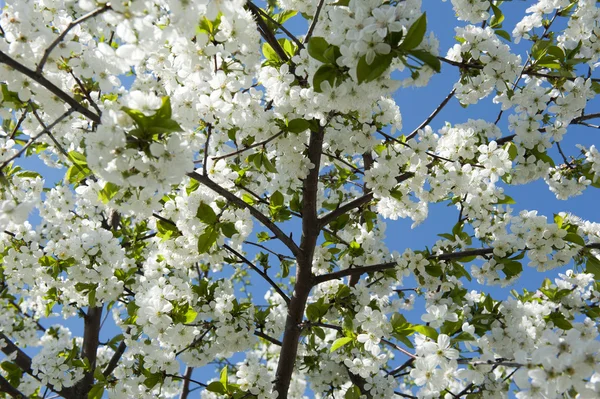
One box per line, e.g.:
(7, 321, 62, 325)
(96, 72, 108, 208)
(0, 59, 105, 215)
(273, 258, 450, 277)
(288, 118, 311, 133)
(357, 53, 393, 83)
(220, 222, 237, 238)
(156, 219, 181, 240)
(313, 64, 337, 92)
(198, 226, 219, 253)
(345, 386, 361, 399)
(155, 96, 172, 120)
(532, 39, 552, 60)
(586, 256, 600, 280)
(207, 381, 226, 394)
(88, 383, 105, 399)
(554, 213, 564, 229)
(185, 308, 198, 323)
(144, 374, 161, 389)
(400, 13, 427, 51)
(270, 191, 284, 207)
(98, 182, 119, 204)
(220, 366, 228, 389)
(197, 202, 218, 225)
(262, 42, 280, 62)
(186, 179, 200, 195)
(307, 37, 330, 63)
(410, 324, 438, 340)
(68, 151, 88, 166)
(564, 233, 585, 246)
(490, 4, 504, 28)
(122, 107, 149, 132)
(330, 336, 353, 352)
(409, 49, 441, 72)
(500, 260, 522, 279)
(495, 195, 516, 205)
(494, 29, 511, 42)
(66, 165, 92, 184)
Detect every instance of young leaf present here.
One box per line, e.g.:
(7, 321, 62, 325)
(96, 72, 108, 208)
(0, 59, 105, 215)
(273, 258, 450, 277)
(400, 13, 427, 51)
(330, 336, 353, 352)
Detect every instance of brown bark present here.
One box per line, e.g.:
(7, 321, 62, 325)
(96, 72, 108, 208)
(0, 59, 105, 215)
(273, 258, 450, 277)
(273, 126, 324, 398)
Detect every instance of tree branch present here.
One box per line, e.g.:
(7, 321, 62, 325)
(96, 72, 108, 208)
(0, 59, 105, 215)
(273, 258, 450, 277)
(314, 261, 397, 284)
(187, 171, 300, 256)
(179, 366, 194, 399)
(210, 130, 284, 162)
(304, 0, 326, 45)
(407, 88, 456, 140)
(73, 305, 103, 397)
(247, 2, 304, 49)
(0, 374, 29, 399)
(273, 124, 325, 398)
(438, 56, 600, 83)
(246, 2, 290, 63)
(223, 244, 291, 305)
(254, 330, 283, 346)
(0, 332, 73, 398)
(103, 338, 127, 377)
(36, 4, 112, 73)
(318, 192, 374, 228)
(0, 108, 75, 170)
(0, 51, 101, 123)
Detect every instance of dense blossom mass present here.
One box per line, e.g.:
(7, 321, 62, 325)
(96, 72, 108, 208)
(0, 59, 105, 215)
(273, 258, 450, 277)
(0, 0, 600, 398)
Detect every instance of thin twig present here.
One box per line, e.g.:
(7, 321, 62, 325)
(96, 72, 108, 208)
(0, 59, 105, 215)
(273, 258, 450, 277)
(250, 3, 304, 49)
(0, 108, 75, 170)
(254, 330, 283, 346)
(244, 240, 295, 260)
(303, 0, 326, 45)
(37, 4, 112, 73)
(69, 70, 102, 117)
(203, 124, 212, 176)
(187, 171, 301, 256)
(223, 244, 291, 305)
(407, 88, 456, 140)
(211, 130, 284, 161)
(31, 107, 72, 161)
(8, 108, 29, 140)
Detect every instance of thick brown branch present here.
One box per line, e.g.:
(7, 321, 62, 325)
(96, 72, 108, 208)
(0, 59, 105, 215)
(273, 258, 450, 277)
(0, 51, 101, 123)
(0, 374, 29, 399)
(37, 4, 112, 73)
(0, 332, 73, 397)
(247, 2, 304, 49)
(273, 125, 324, 398)
(179, 366, 194, 399)
(246, 2, 290, 63)
(187, 171, 300, 256)
(223, 244, 291, 305)
(73, 306, 103, 397)
(319, 192, 374, 228)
